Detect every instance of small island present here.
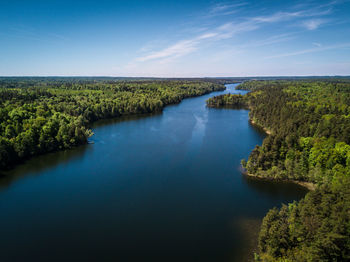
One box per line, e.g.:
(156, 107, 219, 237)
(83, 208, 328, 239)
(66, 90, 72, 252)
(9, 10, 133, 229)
(206, 93, 249, 109)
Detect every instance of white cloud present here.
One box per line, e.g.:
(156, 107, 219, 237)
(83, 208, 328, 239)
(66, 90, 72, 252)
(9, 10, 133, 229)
(251, 7, 332, 24)
(312, 42, 322, 47)
(197, 32, 218, 40)
(252, 11, 303, 23)
(136, 39, 199, 62)
(207, 2, 248, 17)
(216, 21, 259, 39)
(245, 33, 296, 47)
(302, 19, 327, 30)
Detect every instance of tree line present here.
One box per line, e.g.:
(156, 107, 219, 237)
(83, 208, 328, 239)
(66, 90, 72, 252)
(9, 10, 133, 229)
(0, 78, 225, 170)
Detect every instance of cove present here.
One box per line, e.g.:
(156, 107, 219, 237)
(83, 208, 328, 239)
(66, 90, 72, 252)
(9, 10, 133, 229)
(0, 84, 308, 262)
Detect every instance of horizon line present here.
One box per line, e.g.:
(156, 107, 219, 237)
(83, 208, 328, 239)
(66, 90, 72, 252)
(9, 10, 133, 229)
(0, 75, 349, 78)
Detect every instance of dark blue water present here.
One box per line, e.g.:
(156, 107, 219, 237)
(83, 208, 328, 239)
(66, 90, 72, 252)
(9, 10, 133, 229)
(0, 84, 308, 262)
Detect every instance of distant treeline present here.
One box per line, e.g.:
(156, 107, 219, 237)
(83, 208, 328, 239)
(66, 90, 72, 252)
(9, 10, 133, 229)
(208, 79, 350, 261)
(0, 78, 225, 170)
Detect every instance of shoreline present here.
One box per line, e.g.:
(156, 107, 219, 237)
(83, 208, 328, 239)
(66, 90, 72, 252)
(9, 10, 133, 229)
(249, 119, 272, 135)
(233, 91, 314, 190)
(243, 172, 316, 191)
(246, 114, 316, 191)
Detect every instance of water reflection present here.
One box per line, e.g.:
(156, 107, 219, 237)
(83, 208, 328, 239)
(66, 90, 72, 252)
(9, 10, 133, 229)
(242, 175, 309, 200)
(0, 145, 89, 189)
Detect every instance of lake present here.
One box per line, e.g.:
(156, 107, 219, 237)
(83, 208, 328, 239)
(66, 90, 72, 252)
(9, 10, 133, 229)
(0, 83, 308, 262)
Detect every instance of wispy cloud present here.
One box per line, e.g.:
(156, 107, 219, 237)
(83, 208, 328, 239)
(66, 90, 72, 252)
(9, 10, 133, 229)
(265, 43, 350, 59)
(136, 39, 200, 62)
(252, 11, 303, 23)
(319, 0, 350, 8)
(206, 2, 248, 17)
(215, 21, 259, 39)
(252, 7, 332, 24)
(302, 19, 328, 30)
(132, 1, 342, 66)
(207, 33, 297, 62)
(245, 33, 296, 47)
(136, 20, 259, 62)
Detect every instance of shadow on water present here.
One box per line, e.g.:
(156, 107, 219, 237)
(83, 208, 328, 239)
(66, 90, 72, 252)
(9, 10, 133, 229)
(230, 216, 262, 261)
(226, 174, 309, 262)
(248, 121, 268, 136)
(0, 145, 89, 189)
(233, 175, 309, 261)
(92, 111, 162, 129)
(242, 174, 309, 200)
(0, 112, 163, 189)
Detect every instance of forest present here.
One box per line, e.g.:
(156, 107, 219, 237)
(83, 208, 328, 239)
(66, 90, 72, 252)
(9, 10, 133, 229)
(207, 79, 350, 261)
(0, 78, 225, 170)
(206, 93, 249, 109)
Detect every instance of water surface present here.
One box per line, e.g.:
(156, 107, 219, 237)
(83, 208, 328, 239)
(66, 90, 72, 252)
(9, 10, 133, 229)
(0, 84, 308, 262)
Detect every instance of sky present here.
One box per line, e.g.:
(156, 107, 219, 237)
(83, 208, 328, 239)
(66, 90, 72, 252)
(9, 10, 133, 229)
(0, 0, 350, 77)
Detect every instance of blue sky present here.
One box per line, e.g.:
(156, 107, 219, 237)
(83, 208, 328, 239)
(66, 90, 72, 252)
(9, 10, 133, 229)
(0, 0, 350, 76)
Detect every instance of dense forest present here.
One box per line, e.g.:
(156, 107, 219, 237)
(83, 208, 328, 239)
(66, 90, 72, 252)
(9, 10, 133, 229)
(207, 80, 350, 261)
(206, 93, 249, 109)
(0, 78, 225, 170)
